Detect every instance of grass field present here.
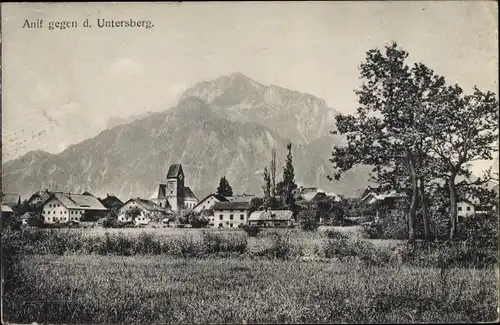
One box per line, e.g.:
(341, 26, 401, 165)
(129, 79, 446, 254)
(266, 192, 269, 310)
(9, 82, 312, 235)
(4, 226, 497, 323)
(6, 254, 497, 324)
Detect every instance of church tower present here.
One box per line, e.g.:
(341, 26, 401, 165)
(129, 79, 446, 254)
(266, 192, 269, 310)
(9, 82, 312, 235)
(166, 163, 185, 211)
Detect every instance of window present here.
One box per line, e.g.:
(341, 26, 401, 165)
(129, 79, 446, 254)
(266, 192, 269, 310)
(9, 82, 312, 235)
(230, 223, 233, 228)
(219, 214, 223, 220)
(466, 207, 471, 211)
(458, 207, 462, 211)
(240, 210, 244, 212)
(240, 215, 244, 220)
(49, 204, 52, 208)
(230, 215, 234, 220)
(53, 211, 56, 214)
(60, 211, 63, 214)
(217, 223, 222, 228)
(42, 210, 45, 214)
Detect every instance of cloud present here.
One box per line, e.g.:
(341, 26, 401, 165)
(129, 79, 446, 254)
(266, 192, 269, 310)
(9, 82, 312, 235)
(107, 58, 144, 77)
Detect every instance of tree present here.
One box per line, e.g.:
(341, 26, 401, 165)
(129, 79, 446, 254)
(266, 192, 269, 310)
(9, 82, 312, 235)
(298, 208, 319, 231)
(125, 206, 142, 224)
(277, 143, 297, 208)
(249, 197, 264, 214)
(423, 84, 498, 239)
(270, 148, 277, 197)
(330, 42, 446, 241)
(262, 167, 271, 200)
(217, 176, 233, 197)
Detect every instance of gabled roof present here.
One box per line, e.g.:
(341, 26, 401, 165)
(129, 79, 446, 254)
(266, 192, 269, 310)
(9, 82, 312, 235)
(1, 193, 21, 208)
(99, 195, 124, 210)
(150, 184, 167, 199)
(45, 193, 108, 211)
(184, 187, 198, 200)
(28, 190, 52, 204)
(249, 210, 294, 221)
(194, 193, 229, 209)
(1, 204, 14, 213)
(213, 201, 251, 210)
(123, 198, 168, 214)
(167, 164, 183, 179)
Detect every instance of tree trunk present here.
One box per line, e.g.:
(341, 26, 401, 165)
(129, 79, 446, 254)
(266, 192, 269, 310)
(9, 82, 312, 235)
(408, 156, 417, 241)
(448, 172, 458, 240)
(419, 177, 430, 240)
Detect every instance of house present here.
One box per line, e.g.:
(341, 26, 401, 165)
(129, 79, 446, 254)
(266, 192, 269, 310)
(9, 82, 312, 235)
(1, 193, 21, 209)
(99, 194, 124, 211)
(360, 189, 407, 222)
(118, 198, 169, 225)
(184, 187, 199, 209)
(149, 163, 198, 211)
(41, 192, 108, 224)
(1, 204, 15, 218)
(295, 187, 341, 202)
(21, 212, 36, 226)
(212, 201, 251, 228)
(457, 197, 495, 219)
(27, 189, 53, 207)
(193, 193, 229, 212)
(248, 210, 295, 228)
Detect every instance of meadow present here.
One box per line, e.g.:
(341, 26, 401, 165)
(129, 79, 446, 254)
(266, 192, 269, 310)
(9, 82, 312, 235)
(2, 227, 498, 324)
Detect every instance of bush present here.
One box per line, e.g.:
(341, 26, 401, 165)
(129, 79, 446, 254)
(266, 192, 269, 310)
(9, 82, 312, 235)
(255, 231, 303, 260)
(241, 224, 261, 237)
(318, 236, 391, 266)
(324, 229, 349, 240)
(361, 213, 408, 240)
(298, 210, 319, 231)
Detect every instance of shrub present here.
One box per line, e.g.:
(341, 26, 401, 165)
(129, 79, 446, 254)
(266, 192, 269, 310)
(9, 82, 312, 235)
(298, 210, 319, 231)
(361, 213, 408, 240)
(324, 229, 349, 240)
(241, 224, 261, 237)
(200, 231, 247, 255)
(255, 231, 303, 260)
(318, 236, 391, 266)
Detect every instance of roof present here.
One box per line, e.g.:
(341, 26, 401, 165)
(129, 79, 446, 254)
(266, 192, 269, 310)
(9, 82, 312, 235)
(361, 190, 407, 204)
(194, 193, 229, 209)
(297, 187, 323, 201)
(82, 191, 94, 196)
(45, 193, 108, 211)
(184, 187, 198, 200)
(1, 193, 21, 208)
(150, 184, 167, 199)
(1, 204, 14, 213)
(226, 194, 255, 203)
(99, 195, 124, 209)
(249, 210, 294, 221)
(21, 212, 36, 219)
(28, 190, 53, 204)
(167, 164, 183, 179)
(124, 198, 168, 214)
(212, 201, 251, 210)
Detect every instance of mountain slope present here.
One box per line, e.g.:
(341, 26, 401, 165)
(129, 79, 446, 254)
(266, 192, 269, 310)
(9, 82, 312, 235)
(180, 72, 339, 144)
(2, 75, 372, 200)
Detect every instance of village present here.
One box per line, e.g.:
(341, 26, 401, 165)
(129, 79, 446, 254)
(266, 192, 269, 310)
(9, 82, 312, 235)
(1, 162, 495, 231)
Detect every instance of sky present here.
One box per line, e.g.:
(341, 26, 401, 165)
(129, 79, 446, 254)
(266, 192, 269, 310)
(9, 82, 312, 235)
(1, 1, 498, 173)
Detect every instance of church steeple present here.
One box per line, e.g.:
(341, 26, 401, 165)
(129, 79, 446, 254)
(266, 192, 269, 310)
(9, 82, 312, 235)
(166, 163, 185, 210)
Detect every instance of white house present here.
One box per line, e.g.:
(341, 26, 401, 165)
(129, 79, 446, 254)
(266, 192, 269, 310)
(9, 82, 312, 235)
(41, 192, 108, 224)
(212, 201, 251, 228)
(118, 198, 168, 225)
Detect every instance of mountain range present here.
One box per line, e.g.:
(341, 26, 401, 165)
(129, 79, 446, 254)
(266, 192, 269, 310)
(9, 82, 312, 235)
(2, 73, 373, 201)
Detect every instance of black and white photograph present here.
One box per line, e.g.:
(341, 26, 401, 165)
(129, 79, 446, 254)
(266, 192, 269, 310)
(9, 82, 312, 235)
(1, 1, 498, 324)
